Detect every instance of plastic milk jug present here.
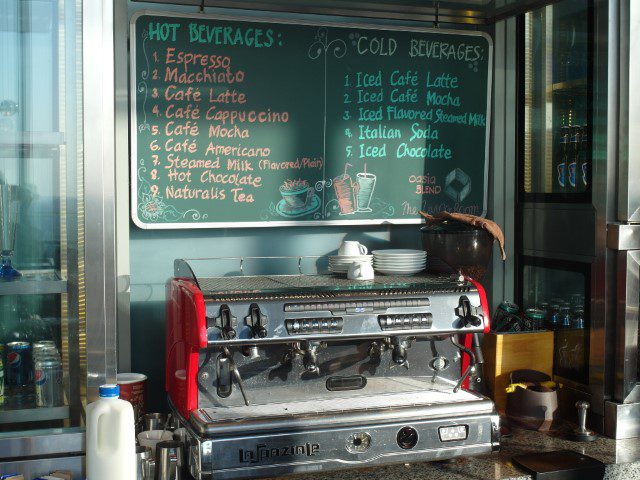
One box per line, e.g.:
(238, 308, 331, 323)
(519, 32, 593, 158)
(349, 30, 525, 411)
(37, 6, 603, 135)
(86, 384, 136, 480)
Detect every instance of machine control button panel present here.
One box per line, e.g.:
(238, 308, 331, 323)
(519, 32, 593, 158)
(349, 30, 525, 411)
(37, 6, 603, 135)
(378, 314, 433, 330)
(438, 425, 468, 442)
(285, 318, 344, 335)
(284, 298, 430, 312)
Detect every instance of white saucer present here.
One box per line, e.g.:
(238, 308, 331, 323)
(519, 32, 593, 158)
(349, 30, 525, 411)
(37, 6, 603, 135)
(372, 249, 425, 256)
(375, 267, 425, 275)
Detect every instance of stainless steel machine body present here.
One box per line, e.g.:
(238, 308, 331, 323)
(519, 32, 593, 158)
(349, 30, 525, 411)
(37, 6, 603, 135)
(167, 259, 500, 479)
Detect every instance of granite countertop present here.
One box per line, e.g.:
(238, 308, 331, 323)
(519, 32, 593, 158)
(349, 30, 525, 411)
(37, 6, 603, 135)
(271, 428, 640, 480)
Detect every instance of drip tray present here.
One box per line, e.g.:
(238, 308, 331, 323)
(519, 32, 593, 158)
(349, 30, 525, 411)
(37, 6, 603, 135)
(191, 379, 494, 436)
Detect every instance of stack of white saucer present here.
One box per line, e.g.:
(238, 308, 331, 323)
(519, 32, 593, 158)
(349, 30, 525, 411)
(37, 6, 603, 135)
(372, 249, 427, 275)
(329, 255, 373, 275)
(329, 240, 372, 276)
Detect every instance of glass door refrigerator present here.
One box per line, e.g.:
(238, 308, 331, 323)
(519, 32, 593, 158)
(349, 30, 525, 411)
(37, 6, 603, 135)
(0, 0, 117, 475)
(516, 0, 616, 432)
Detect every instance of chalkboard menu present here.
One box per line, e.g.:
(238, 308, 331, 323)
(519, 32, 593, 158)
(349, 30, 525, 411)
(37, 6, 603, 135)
(131, 12, 492, 228)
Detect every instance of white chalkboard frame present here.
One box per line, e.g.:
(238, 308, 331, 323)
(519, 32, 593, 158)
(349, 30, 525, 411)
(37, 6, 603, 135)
(130, 9, 493, 229)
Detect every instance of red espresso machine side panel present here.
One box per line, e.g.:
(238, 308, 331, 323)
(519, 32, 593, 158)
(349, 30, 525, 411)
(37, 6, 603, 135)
(166, 278, 208, 419)
(462, 277, 491, 390)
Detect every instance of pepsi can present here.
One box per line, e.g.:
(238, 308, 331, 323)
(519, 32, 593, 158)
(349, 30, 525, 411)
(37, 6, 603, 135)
(6, 342, 32, 388)
(35, 357, 63, 407)
(33, 341, 59, 362)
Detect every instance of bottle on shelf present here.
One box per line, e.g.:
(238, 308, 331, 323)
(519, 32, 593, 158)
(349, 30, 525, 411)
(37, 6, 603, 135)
(580, 124, 589, 189)
(556, 126, 571, 193)
(568, 125, 582, 191)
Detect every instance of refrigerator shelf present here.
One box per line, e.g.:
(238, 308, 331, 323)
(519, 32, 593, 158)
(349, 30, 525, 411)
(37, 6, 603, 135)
(0, 270, 67, 296)
(0, 131, 65, 158)
(0, 405, 69, 425)
(547, 77, 588, 94)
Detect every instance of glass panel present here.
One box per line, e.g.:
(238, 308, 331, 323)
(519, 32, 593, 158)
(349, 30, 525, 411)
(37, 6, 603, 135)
(523, 0, 591, 197)
(0, 0, 85, 432)
(521, 260, 589, 384)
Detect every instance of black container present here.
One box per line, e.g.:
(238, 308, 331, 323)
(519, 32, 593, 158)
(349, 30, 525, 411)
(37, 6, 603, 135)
(421, 221, 494, 280)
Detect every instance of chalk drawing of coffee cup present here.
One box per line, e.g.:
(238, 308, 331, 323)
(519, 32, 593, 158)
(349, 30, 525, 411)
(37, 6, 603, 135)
(279, 179, 312, 211)
(356, 172, 377, 213)
(333, 174, 359, 215)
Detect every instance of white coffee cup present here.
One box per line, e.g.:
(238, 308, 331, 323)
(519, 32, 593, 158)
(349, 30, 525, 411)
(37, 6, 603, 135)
(339, 241, 368, 256)
(347, 261, 375, 281)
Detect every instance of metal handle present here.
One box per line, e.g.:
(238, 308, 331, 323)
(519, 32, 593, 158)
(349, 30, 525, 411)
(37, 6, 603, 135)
(576, 401, 589, 433)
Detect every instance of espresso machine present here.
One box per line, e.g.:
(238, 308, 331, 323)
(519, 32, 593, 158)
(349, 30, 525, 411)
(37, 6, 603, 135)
(166, 258, 500, 480)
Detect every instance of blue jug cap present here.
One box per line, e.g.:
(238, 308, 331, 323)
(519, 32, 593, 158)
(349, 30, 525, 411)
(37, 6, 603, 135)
(99, 384, 120, 398)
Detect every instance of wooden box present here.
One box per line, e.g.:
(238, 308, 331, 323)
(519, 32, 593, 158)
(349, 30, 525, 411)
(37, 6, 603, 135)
(482, 331, 554, 412)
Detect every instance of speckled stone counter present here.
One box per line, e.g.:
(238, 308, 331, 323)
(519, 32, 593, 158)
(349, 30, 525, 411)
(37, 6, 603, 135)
(270, 428, 640, 480)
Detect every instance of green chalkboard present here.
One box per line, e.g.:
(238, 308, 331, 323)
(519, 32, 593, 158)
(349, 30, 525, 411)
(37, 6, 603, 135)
(130, 11, 492, 229)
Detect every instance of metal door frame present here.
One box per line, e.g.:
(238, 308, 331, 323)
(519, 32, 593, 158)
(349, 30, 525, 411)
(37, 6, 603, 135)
(614, 248, 640, 403)
(617, 1, 640, 222)
(83, 0, 118, 399)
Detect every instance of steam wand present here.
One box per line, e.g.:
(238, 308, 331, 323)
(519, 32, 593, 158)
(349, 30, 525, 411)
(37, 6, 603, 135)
(221, 346, 250, 406)
(450, 334, 476, 393)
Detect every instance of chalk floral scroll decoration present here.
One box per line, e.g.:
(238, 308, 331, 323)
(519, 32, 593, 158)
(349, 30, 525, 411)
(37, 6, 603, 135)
(319, 198, 394, 219)
(136, 165, 208, 222)
(307, 28, 347, 218)
(308, 28, 347, 60)
(137, 29, 151, 133)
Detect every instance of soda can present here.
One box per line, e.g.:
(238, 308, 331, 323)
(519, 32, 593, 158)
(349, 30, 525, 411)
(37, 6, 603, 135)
(35, 357, 63, 407)
(33, 342, 59, 362)
(6, 342, 32, 387)
(525, 308, 546, 331)
(491, 301, 519, 332)
(537, 301, 549, 313)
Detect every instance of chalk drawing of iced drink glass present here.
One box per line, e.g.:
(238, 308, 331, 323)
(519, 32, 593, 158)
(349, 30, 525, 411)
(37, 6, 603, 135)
(333, 163, 359, 215)
(355, 164, 376, 213)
